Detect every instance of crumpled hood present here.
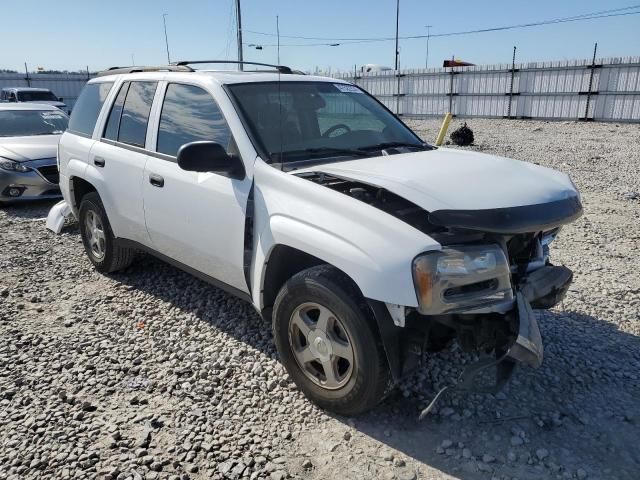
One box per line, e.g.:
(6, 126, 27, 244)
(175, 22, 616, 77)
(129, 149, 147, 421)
(0, 135, 60, 162)
(300, 148, 578, 212)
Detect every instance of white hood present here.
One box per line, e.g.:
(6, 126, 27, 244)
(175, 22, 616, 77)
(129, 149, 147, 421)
(299, 148, 578, 212)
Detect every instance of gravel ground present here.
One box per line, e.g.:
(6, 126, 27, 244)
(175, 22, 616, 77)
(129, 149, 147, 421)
(1, 119, 639, 480)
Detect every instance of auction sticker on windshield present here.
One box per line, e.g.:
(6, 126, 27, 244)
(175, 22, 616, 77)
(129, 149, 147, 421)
(41, 111, 66, 120)
(334, 84, 363, 94)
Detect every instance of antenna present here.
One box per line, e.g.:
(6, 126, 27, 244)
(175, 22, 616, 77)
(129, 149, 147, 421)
(162, 14, 171, 64)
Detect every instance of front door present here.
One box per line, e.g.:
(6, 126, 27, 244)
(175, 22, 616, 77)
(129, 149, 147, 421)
(142, 82, 251, 293)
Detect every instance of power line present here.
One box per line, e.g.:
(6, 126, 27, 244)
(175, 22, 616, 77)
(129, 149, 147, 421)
(244, 5, 640, 47)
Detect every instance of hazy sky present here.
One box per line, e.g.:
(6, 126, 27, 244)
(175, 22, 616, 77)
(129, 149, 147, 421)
(2, 0, 639, 72)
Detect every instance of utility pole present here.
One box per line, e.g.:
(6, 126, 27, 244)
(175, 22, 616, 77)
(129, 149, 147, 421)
(394, 0, 400, 71)
(236, 0, 244, 71)
(162, 14, 171, 64)
(276, 15, 280, 65)
(584, 42, 598, 120)
(424, 25, 432, 69)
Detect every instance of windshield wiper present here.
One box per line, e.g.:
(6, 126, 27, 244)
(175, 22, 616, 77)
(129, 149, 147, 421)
(274, 147, 371, 161)
(360, 141, 432, 151)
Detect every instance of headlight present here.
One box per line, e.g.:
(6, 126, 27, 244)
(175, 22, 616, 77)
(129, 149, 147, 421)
(413, 244, 513, 315)
(0, 157, 31, 173)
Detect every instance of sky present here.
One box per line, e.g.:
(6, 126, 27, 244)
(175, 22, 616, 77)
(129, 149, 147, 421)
(1, 0, 639, 73)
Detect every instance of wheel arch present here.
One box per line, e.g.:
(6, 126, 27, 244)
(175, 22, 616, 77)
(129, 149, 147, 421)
(260, 244, 357, 316)
(69, 176, 97, 211)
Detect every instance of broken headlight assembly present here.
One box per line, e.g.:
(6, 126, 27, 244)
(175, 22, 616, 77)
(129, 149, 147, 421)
(412, 244, 513, 315)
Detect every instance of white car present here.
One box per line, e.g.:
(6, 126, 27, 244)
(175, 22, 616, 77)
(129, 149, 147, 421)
(53, 61, 582, 415)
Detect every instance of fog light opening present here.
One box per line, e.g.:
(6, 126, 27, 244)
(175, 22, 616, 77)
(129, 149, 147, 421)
(2, 185, 26, 198)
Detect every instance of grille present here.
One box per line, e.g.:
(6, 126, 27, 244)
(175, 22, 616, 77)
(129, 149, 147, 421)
(37, 165, 59, 184)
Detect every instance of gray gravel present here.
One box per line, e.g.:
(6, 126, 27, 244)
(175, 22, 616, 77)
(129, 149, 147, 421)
(1, 118, 639, 480)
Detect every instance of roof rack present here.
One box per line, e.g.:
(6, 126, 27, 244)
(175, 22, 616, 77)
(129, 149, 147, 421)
(95, 65, 194, 77)
(173, 60, 294, 74)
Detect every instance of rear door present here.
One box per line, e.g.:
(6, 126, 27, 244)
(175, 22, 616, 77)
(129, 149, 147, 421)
(88, 80, 157, 245)
(59, 81, 114, 207)
(142, 82, 251, 293)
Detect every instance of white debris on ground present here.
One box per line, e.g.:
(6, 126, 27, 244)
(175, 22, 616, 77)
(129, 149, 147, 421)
(1, 119, 639, 480)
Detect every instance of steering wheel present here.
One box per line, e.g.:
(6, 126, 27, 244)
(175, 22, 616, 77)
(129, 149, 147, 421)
(323, 123, 352, 138)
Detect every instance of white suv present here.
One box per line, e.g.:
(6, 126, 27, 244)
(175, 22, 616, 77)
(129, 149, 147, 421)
(54, 61, 582, 415)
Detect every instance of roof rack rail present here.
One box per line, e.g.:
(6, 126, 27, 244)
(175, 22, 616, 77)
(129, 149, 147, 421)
(95, 65, 194, 77)
(173, 60, 294, 74)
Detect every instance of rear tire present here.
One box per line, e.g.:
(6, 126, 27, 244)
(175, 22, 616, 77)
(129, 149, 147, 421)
(273, 265, 389, 415)
(79, 192, 135, 273)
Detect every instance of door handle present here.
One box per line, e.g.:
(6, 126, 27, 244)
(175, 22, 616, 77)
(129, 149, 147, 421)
(94, 156, 105, 167)
(149, 173, 164, 188)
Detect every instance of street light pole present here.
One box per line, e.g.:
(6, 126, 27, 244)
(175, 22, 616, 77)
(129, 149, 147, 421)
(394, 0, 400, 71)
(425, 25, 432, 69)
(276, 15, 280, 65)
(162, 14, 171, 64)
(236, 0, 244, 71)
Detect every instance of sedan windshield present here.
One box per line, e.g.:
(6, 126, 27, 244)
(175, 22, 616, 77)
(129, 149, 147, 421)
(17, 90, 59, 102)
(0, 110, 68, 137)
(227, 81, 428, 164)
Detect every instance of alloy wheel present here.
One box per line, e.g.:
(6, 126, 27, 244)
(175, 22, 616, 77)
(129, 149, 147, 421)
(288, 302, 355, 390)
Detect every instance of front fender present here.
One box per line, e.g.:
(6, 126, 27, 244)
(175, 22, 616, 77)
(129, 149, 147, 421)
(251, 159, 440, 309)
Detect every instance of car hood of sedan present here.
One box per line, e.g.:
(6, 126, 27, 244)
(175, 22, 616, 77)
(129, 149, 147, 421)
(0, 134, 61, 162)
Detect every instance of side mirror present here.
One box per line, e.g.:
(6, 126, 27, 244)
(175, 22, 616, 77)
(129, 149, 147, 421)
(59, 97, 63, 102)
(177, 141, 245, 179)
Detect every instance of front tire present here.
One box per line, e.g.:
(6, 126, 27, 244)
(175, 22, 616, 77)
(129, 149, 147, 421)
(273, 265, 389, 415)
(79, 192, 135, 273)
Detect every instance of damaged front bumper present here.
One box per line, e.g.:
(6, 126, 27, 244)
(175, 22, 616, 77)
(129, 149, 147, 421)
(457, 265, 572, 392)
(370, 264, 573, 394)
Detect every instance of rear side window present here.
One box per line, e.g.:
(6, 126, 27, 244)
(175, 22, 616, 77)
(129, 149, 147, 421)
(103, 82, 130, 141)
(117, 81, 157, 147)
(156, 83, 231, 157)
(68, 82, 113, 137)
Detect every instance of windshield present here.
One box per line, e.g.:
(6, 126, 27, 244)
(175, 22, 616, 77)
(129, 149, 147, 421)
(17, 90, 59, 102)
(227, 81, 427, 164)
(0, 110, 68, 137)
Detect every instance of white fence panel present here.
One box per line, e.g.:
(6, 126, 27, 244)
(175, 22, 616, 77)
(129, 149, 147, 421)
(336, 56, 640, 122)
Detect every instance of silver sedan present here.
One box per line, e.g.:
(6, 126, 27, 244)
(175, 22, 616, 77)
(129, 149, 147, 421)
(0, 103, 68, 205)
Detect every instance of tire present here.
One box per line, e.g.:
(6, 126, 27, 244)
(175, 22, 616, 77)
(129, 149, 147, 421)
(78, 192, 136, 273)
(273, 265, 389, 415)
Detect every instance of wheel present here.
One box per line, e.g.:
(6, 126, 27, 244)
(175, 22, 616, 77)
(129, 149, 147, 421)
(273, 265, 389, 415)
(79, 192, 136, 273)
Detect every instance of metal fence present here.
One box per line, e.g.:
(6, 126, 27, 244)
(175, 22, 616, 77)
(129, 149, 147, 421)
(336, 56, 640, 122)
(2, 56, 639, 122)
(0, 72, 94, 109)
